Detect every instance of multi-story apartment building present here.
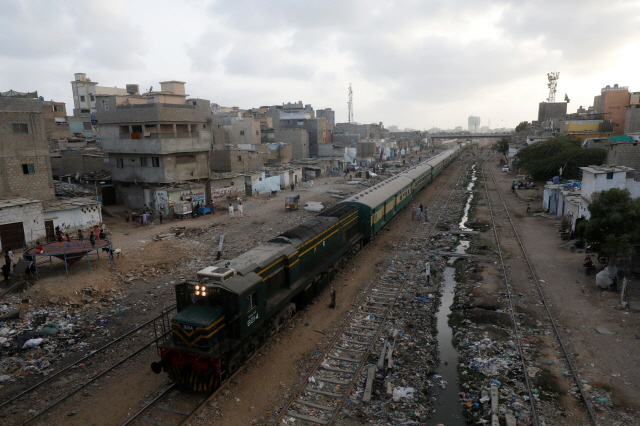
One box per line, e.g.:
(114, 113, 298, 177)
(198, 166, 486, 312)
(593, 84, 631, 135)
(95, 81, 213, 208)
(0, 97, 56, 200)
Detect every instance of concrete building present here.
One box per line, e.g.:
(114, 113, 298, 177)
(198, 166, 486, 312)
(223, 114, 261, 146)
(335, 122, 389, 140)
(274, 129, 309, 159)
(316, 108, 335, 131)
(0, 97, 56, 200)
(50, 149, 109, 178)
(279, 117, 327, 156)
(332, 133, 361, 145)
(593, 84, 630, 135)
(70, 73, 128, 116)
(578, 165, 640, 220)
(0, 198, 46, 250)
(211, 148, 265, 173)
(624, 94, 640, 134)
(538, 102, 567, 123)
(468, 116, 480, 132)
(95, 81, 213, 208)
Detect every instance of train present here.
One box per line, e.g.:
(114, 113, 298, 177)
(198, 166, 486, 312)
(151, 143, 467, 391)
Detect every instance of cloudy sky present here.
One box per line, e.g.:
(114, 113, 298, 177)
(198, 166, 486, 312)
(2, 0, 639, 130)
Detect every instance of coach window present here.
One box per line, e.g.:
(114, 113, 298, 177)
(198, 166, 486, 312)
(246, 292, 257, 311)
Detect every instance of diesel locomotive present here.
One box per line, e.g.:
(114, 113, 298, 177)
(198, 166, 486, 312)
(151, 144, 467, 391)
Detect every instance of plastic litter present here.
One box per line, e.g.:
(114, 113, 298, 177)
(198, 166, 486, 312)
(22, 338, 44, 349)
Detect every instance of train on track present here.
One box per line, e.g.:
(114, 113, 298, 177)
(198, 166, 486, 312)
(151, 143, 468, 391)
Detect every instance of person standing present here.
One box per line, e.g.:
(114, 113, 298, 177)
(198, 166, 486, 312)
(78, 229, 85, 246)
(65, 233, 72, 247)
(89, 231, 96, 248)
(56, 226, 64, 247)
(5, 248, 14, 269)
(416, 206, 422, 220)
(238, 201, 243, 218)
(159, 211, 163, 224)
(125, 211, 129, 223)
(94, 225, 101, 242)
(423, 207, 429, 222)
(228, 203, 235, 218)
(142, 212, 148, 226)
(511, 181, 516, 193)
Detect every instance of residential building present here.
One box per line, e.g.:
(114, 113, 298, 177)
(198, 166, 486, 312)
(468, 116, 480, 132)
(274, 128, 309, 159)
(578, 165, 640, 220)
(335, 122, 389, 140)
(95, 80, 213, 208)
(223, 112, 261, 146)
(280, 117, 327, 156)
(316, 108, 335, 131)
(624, 93, 640, 134)
(70, 73, 128, 116)
(605, 135, 640, 171)
(211, 148, 265, 173)
(593, 84, 630, 135)
(0, 97, 56, 200)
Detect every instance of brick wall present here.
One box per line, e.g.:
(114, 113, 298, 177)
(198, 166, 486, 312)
(0, 100, 56, 200)
(607, 143, 640, 171)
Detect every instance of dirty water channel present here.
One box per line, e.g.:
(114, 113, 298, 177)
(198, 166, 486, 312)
(429, 163, 477, 425)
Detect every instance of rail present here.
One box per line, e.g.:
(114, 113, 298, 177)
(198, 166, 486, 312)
(481, 158, 598, 425)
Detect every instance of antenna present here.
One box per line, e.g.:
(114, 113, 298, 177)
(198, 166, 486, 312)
(546, 72, 559, 103)
(348, 83, 353, 124)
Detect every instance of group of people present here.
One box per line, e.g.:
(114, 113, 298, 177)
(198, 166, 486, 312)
(55, 225, 105, 248)
(126, 207, 160, 226)
(412, 203, 429, 222)
(511, 180, 537, 192)
(228, 199, 243, 218)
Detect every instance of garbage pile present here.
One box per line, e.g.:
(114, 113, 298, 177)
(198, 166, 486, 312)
(0, 287, 132, 383)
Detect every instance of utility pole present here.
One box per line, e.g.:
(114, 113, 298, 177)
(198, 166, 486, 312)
(348, 83, 353, 124)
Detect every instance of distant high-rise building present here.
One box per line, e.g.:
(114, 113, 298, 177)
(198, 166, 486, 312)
(468, 116, 480, 132)
(594, 84, 630, 135)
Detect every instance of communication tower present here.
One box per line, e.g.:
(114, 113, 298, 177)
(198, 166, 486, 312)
(546, 72, 560, 103)
(348, 83, 353, 124)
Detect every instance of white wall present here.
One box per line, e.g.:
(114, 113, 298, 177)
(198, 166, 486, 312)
(43, 204, 103, 233)
(0, 202, 46, 250)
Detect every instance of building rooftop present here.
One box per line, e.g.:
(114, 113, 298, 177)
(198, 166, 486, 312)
(580, 165, 635, 174)
(0, 197, 42, 208)
(43, 198, 100, 212)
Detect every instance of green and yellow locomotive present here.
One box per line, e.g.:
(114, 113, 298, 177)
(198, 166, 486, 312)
(151, 144, 466, 391)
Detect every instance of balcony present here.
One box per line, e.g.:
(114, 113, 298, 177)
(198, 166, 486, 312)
(119, 132, 200, 140)
(105, 132, 210, 155)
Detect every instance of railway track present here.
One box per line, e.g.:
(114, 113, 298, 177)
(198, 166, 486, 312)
(480, 158, 598, 426)
(118, 153, 474, 426)
(269, 153, 478, 425)
(0, 306, 176, 426)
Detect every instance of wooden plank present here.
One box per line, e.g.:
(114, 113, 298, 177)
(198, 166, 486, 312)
(156, 404, 192, 416)
(295, 399, 335, 411)
(286, 412, 329, 425)
(362, 366, 376, 403)
(377, 342, 387, 369)
(305, 387, 343, 398)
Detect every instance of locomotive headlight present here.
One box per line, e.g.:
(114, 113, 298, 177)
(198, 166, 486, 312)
(201, 291, 207, 297)
(195, 285, 200, 290)
(195, 291, 200, 295)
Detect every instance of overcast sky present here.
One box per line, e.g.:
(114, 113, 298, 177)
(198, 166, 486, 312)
(2, 0, 639, 130)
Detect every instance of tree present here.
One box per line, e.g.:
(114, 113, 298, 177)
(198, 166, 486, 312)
(491, 137, 509, 157)
(580, 188, 640, 269)
(513, 135, 606, 180)
(515, 121, 530, 133)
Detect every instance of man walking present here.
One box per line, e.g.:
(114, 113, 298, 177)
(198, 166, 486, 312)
(511, 181, 516, 193)
(228, 203, 235, 218)
(238, 201, 243, 218)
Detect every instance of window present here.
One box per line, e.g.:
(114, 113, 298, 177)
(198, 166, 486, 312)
(606, 172, 613, 179)
(12, 123, 28, 134)
(237, 155, 242, 162)
(240, 130, 245, 136)
(102, 100, 109, 111)
(116, 158, 124, 169)
(90, 94, 95, 101)
(22, 163, 35, 175)
(83, 122, 92, 131)
(140, 157, 148, 167)
(80, 109, 90, 113)
(80, 95, 85, 102)
(151, 157, 160, 167)
(246, 292, 257, 311)
(256, 130, 259, 136)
